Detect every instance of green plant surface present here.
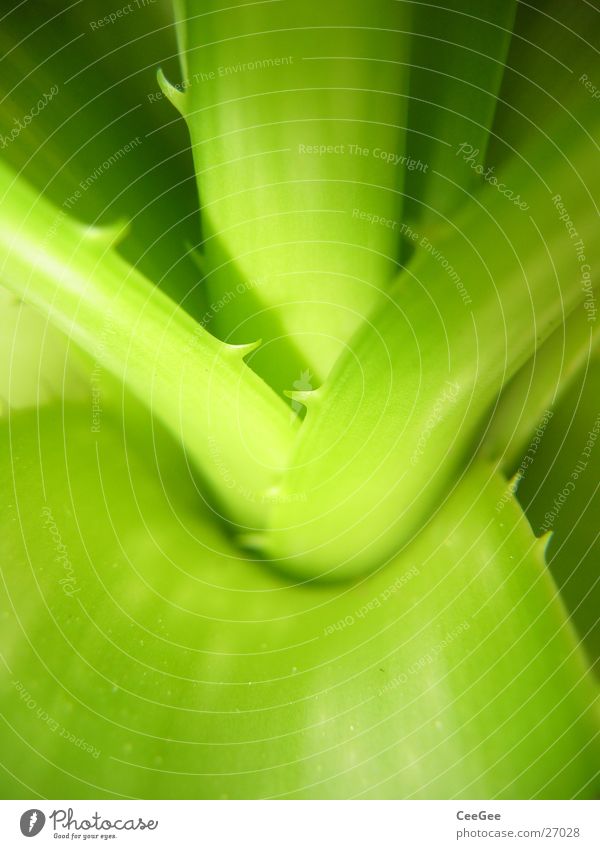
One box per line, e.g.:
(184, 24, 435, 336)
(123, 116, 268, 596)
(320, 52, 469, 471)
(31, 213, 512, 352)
(0, 288, 89, 413)
(263, 122, 599, 577)
(403, 0, 518, 221)
(0, 0, 598, 802)
(168, 0, 413, 390)
(0, 0, 201, 312)
(0, 159, 296, 528)
(1, 404, 597, 799)
(483, 307, 599, 473)
(513, 354, 600, 672)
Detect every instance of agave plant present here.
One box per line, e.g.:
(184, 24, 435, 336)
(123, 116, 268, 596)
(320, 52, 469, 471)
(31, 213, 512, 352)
(0, 0, 598, 799)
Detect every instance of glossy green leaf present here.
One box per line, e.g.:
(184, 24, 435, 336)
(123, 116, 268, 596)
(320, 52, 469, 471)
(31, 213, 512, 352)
(0, 0, 201, 312)
(483, 306, 599, 472)
(1, 0, 598, 804)
(404, 0, 517, 221)
(264, 109, 600, 578)
(514, 355, 600, 669)
(0, 160, 296, 528)
(171, 0, 412, 388)
(0, 405, 597, 799)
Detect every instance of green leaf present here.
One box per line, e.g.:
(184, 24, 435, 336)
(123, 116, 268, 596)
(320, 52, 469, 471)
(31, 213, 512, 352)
(0, 289, 88, 414)
(265, 109, 600, 578)
(171, 0, 413, 388)
(0, 404, 597, 798)
(483, 306, 599, 472)
(0, 161, 296, 528)
(404, 0, 518, 221)
(0, 0, 201, 313)
(487, 0, 600, 171)
(514, 355, 600, 669)
(1, 1, 597, 804)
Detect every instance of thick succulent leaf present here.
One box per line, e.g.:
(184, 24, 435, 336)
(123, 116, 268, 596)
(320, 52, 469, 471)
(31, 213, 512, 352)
(0, 404, 597, 799)
(404, 0, 517, 221)
(0, 160, 296, 528)
(264, 100, 600, 578)
(0, 289, 89, 414)
(0, 0, 201, 313)
(514, 355, 600, 670)
(171, 0, 412, 389)
(487, 0, 600, 170)
(483, 306, 599, 472)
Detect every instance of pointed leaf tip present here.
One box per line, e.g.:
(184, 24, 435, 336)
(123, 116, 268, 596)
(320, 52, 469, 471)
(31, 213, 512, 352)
(537, 530, 554, 563)
(83, 218, 130, 249)
(157, 67, 187, 115)
(223, 339, 262, 360)
(505, 469, 523, 494)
